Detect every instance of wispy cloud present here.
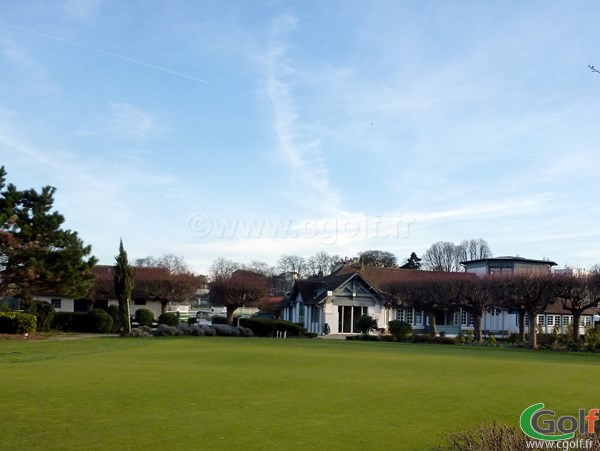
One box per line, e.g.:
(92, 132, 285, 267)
(107, 102, 160, 141)
(264, 15, 342, 215)
(62, 0, 102, 21)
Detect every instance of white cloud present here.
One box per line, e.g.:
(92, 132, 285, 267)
(264, 15, 342, 215)
(107, 102, 161, 141)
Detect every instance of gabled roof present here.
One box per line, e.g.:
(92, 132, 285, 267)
(287, 271, 380, 305)
(333, 264, 473, 293)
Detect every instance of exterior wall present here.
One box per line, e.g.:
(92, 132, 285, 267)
(463, 264, 489, 276)
(35, 296, 75, 313)
(35, 296, 163, 320)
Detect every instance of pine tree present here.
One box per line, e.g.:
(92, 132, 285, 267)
(0, 166, 97, 300)
(114, 239, 133, 335)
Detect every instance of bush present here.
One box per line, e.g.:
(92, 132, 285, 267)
(52, 312, 74, 331)
(22, 299, 55, 332)
(135, 308, 154, 327)
(213, 324, 233, 336)
(202, 326, 216, 336)
(239, 318, 306, 337)
(211, 316, 227, 325)
(0, 312, 37, 334)
(357, 315, 378, 335)
(106, 305, 120, 332)
(434, 422, 529, 450)
(154, 324, 183, 336)
(88, 309, 114, 333)
(190, 325, 205, 336)
(131, 326, 152, 337)
(158, 312, 179, 326)
(388, 320, 412, 341)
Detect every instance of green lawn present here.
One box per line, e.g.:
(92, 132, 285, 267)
(1, 337, 599, 450)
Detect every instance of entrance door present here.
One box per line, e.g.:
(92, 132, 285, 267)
(337, 306, 367, 333)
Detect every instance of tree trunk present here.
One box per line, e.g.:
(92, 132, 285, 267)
(226, 305, 237, 326)
(572, 311, 581, 343)
(428, 311, 437, 336)
(518, 310, 526, 342)
(473, 312, 483, 343)
(161, 302, 168, 315)
(528, 310, 537, 349)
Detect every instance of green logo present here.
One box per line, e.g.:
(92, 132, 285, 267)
(520, 403, 584, 441)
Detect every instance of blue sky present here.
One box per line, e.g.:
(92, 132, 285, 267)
(2, 0, 600, 273)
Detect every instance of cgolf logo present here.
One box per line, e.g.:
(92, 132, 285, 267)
(520, 403, 599, 441)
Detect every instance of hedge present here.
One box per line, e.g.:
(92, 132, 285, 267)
(239, 318, 307, 337)
(51, 311, 115, 333)
(22, 299, 55, 332)
(0, 312, 37, 334)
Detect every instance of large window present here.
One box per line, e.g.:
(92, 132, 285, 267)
(397, 308, 417, 326)
(338, 306, 368, 333)
(51, 298, 61, 309)
(415, 310, 423, 326)
(460, 311, 474, 326)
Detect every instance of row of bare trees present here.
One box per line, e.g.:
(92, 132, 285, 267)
(384, 273, 600, 348)
(421, 239, 492, 272)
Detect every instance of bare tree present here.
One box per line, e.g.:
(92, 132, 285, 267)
(243, 260, 276, 278)
(422, 241, 462, 272)
(209, 270, 269, 325)
(358, 250, 397, 268)
(136, 254, 190, 274)
(306, 251, 339, 277)
(556, 273, 600, 343)
(459, 238, 492, 261)
(457, 276, 496, 342)
(423, 239, 492, 272)
(209, 258, 241, 281)
(277, 255, 307, 278)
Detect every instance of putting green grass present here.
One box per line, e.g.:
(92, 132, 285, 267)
(1, 338, 600, 450)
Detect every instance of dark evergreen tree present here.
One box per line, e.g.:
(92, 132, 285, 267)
(0, 166, 97, 300)
(400, 252, 422, 270)
(114, 239, 133, 335)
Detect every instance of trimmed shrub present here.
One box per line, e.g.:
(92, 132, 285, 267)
(52, 312, 74, 331)
(202, 325, 216, 336)
(239, 318, 306, 337)
(388, 320, 412, 341)
(135, 308, 154, 327)
(190, 325, 206, 336)
(106, 305, 120, 332)
(213, 324, 234, 336)
(0, 312, 37, 334)
(22, 299, 55, 332)
(154, 324, 183, 336)
(88, 309, 114, 333)
(211, 316, 227, 325)
(131, 326, 152, 337)
(158, 312, 179, 326)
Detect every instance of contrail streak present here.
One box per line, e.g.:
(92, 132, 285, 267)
(0, 22, 211, 84)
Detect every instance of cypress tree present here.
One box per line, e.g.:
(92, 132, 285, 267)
(114, 239, 133, 335)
